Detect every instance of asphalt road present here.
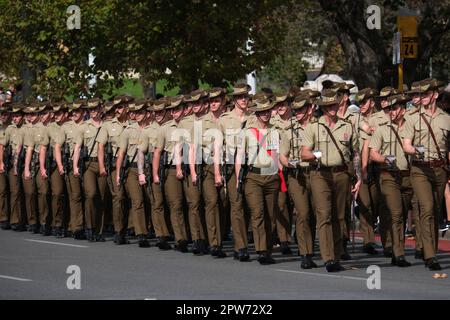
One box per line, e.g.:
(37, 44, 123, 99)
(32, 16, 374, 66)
(1, 229, 450, 300)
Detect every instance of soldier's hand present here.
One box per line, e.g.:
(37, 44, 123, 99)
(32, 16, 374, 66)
(73, 167, 80, 178)
(116, 176, 121, 187)
(214, 174, 223, 187)
(99, 167, 107, 177)
(191, 173, 197, 185)
(0, 163, 4, 174)
(41, 170, 48, 180)
(351, 179, 362, 199)
(138, 173, 147, 186)
(176, 168, 184, 180)
(58, 165, 65, 176)
(153, 175, 160, 185)
(24, 169, 31, 180)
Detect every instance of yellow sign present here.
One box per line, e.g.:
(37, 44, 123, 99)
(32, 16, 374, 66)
(397, 16, 418, 58)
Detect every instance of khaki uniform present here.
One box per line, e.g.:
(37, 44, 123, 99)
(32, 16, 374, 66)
(4, 124, 26, 226)
(219, 110, 249, 251)
(270, 115, 292, 244)
(180, 114, 205, 242)
(45, 122, 66, 228)
(355, 114, 376, 246)
(155, 119, 188, 242)
(404, 109, 450, 260)
(62, 121, 84, 232)
(0, 124, 9, 224)
(282, 122, 315, 255)
(369, 122, 413, 257)
(139, 122, 170, 238)
(302, 117, 358, 262)
(23, 122, 49, 227)
(96, 117, 128, 234)
(118, 122, 147, 237)
(241, 123, 286, 253)
(193, 113, 224, 248)
(75, 119, 107, 233)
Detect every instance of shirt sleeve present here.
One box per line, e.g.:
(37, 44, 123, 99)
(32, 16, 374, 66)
(138, 131, 149, 153)
(301, 123, 315, 149)
(118, 130, 129, 151)
(368, 127, 383, 150)
(279, 130, 290, 156)
(403, 116, 415, 140)
(96, 127, 108, 145)
(155, 126, 166, 149)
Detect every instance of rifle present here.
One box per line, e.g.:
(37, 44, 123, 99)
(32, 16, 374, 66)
(62, 143, 71, 174)
(119, 149, 138, 184)
(145, 152, 154, 201)
(4, 144, 12, 172)
(17, 147, 25, 177)
(45, 144, 54, 176)
(236, 151, 248, 202)
(159, 150, 168, 192)
(196, 148, 203, 194)
(79, 145, 88, 178)
(30, 151, 38, 179)
(221, 151, 227, 198)
(105, 141, 113, 176)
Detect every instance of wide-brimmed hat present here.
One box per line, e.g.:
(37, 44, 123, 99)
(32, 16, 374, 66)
(83, 98, 102, 109)
(153, 98, 167, 111)
(129, 99, 147, 112)
(291, 94, 313, 110)
(38, 101, 53, 113)
(184, 89, 208, 103)
(230, 83, 251, 96)
(22, 102, 41, 114)
(271, 93, 289, 107)
(300, 89, 321, 99)
(331, 82, 355, 94)
(52, 101, 68, 112)
(166, 95, 185, 110)
(71, 98, 87, 110)
(316, 89, 343, 106)
(251, 92, 271, 101)
(385, 94, 411, 108)
(378, 86, 399, 99)
(208, 87, 227, 99)
(356, 88, 379, 103)
(113, 94, 134, 105)
(248, 98, 273, 113)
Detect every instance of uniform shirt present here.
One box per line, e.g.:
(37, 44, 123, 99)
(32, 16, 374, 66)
(74, 119, 102, 158)
(0, 124, 8, 146)
(61, 120, 82, 157)
(340, 108, 358, 127)
(240, 121, 287, 175)
(369, 121, 409, 170)
(155, 119, 187, 164)
(191, 112, 222, 164)
(369, 110, 389, 129)
(138, 122, 160, 154)
(302, 117, 358, 167)
(403, 108, 450, 161)
(281, 121, 309, 167)
(219, 110, 249, 164)
(4, 124, 25, 151)
(179, 114, 195, 163)
(96, 117, 128, 157)
(23, 122, 49, 153)
(45, 122, 65, 147)
(118, 122, 144, 163)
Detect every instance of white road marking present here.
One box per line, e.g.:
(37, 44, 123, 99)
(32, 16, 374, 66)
(276, 269, 367, 281)
(24, 239, 89, 248)
(0, 275, 32, 282)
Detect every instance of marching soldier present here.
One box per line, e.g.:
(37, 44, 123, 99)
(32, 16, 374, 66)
(193, 87, 227, 258)
(96, 95, 131, 245)
(236, 98, 288, 265)
(138, 98, 172, 250)
(116, 99, 149, 247)
(0, 104, 11, 230)
(369, 94, 413, 267)
(22, 103, 49, 234)
(40, 102, 69, 237)
(403, 79, 449, 271)
(280, 94, 318, 269)
(301, 89, 362, 272)
(73, 98, 106, 242)
(152, 95, 190, 253)
(219, 83, 252, 261)
(270, 92, 293, 255)
(180, 89, 208, 254)
(354, 88, 378, 255)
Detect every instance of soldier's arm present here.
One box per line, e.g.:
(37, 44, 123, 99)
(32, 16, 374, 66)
(402, 117, 417, 155)
(72, 143, 81, 175)
(39, 145, 47, 178)
(361, 139, 370, 178)
(189, 143, 197, 183)
(54, 144, 63, 174)
(300, 123, 316, 162)
(98, 143, 106, 175)
(115, 148, 125, 186)
(24, 146, 33, 179)
(368, 128, 386, 164)
(152, 147, 161, 184)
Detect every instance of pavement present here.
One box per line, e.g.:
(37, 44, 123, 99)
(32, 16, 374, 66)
(1, 229, 450, 300)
